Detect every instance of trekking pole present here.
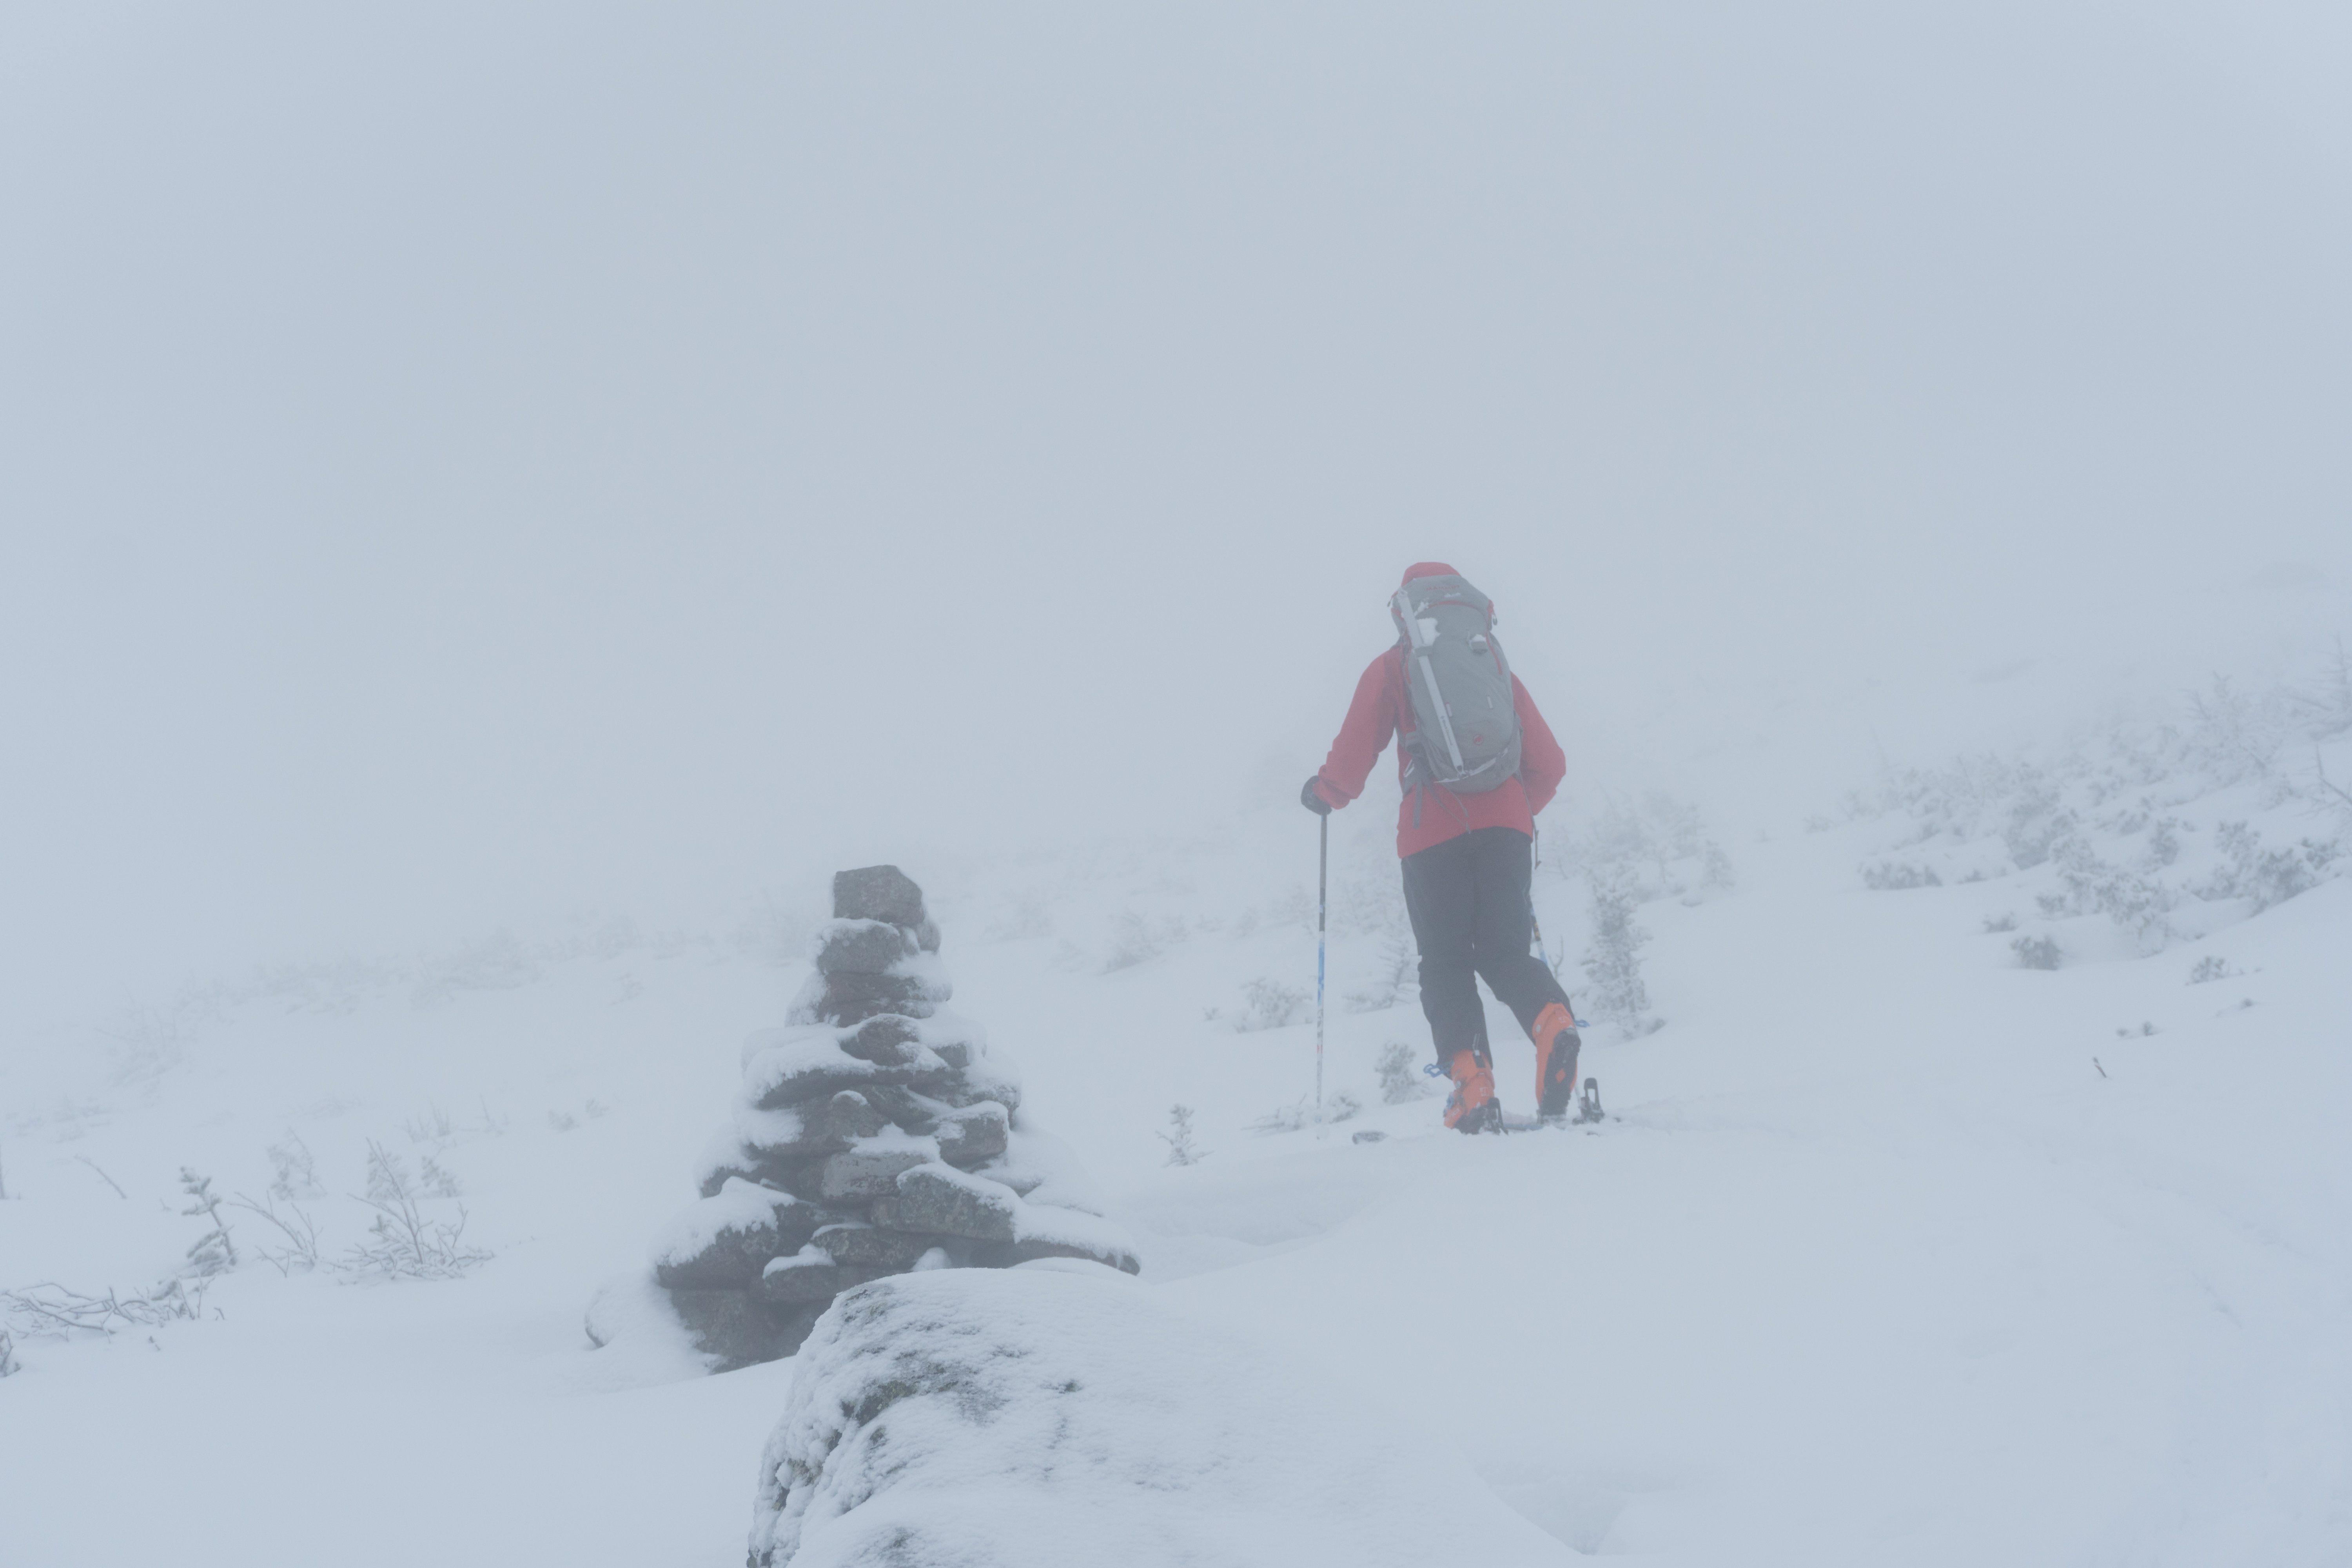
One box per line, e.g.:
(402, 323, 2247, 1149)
(1316, 809, 1328, 1116)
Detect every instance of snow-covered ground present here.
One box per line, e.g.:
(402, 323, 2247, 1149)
(4, 707, 2348, 1565)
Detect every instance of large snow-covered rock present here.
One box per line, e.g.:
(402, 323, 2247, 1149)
(747, 1267, 1574, 1568)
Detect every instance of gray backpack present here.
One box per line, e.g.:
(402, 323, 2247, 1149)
(1391, 573, 1521, 824)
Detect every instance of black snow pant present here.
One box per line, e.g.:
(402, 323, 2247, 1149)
(1400, 826, 1570, 1068)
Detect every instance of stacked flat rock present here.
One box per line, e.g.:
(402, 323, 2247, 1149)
(648, 865, 1140, 1370)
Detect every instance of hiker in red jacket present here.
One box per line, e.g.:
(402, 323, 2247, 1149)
(1301, 563, 1579, 1133)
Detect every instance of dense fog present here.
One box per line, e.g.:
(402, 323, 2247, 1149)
(4, 2, 2346, 1020)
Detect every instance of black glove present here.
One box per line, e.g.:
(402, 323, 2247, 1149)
(1300, 776, 1333, 816)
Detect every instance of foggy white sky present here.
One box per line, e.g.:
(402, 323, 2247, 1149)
(3, 2, 2347, 1020)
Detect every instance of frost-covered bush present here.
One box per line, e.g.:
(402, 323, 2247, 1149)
(1582, 870, 1657, 1034)
(341, 1142, 490, 1281)
(2187, 955, 2234, 985)
(1376, 1042, 1432, 1104)
(2204, 821, 2334, 911)
(1831, 658, 2351, 962)
(1103, 911, 1163, 971)
(1233, 978, 1311, 1032)
(2012, 935, 2062, 971)
(1568, 791, 1734, 904)
(991, 895, 1054, 940)
(1246, 1098, 1313, 1135)
(1345, 927, 1419, 1014)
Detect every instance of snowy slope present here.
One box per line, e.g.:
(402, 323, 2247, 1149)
(3, 739, 2347, 1565)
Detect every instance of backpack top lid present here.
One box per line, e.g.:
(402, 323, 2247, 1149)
(1390, 570, 1494, 640)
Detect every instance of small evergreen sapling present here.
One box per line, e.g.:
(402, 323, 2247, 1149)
(1158, 1105, 1205, 1167)
(178, 1167, 237, 1276)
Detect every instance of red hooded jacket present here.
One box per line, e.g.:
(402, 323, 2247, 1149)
(1308, 562, 1567, 858)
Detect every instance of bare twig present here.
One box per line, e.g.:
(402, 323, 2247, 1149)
(2314, 749, 2352, 813)
(225, 1191, 323, 1275)
(72, 1156, 127, 1199)
(2, 1278, 207, 1337)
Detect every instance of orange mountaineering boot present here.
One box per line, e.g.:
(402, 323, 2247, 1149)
(1532, 1002, 1581, 1122)
(1441, 1047, 1501, 1134)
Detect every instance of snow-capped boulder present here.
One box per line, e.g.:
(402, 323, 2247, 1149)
(830, 864, 927, 928)
(811, 918, 912, 975)
(653, 1178, 825, 1290)
(747, 1268, 1575, 1568)
(869, 1161, 1019, 1243)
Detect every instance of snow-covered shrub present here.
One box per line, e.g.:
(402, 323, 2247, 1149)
(2203, 821, 2334, 911)
(419, 1153, 461, 1198)
(2040, 837, 2176, 952)
(1246, 1098, 1312, 1135)
(1269, 882, 1316, 928)
(1862, 861, 1942, 891)
(0, 1328, 17, 1377)
(1569, 791, 1733, 904)
(991, 895, 1054, 940)
(1325, 1092, 1361, 1123)
(404, 1102, 456, 1145)
(2187, 955, 2235, 984)
(1331, 862, 1408, 940)
(1345, 927, 1419, 1014)
(1233, 977, 1311, 1032)
(1834, 658, 2352, 963)
(1982, 913, 2017, 933)
(341, 1142, 490, 1281)
(1376, 1042, 1431, 1104)
(1583, 869, 1657, 1034)
(1103, 911, 1162, 971)
(2013, 935, 2062, 971)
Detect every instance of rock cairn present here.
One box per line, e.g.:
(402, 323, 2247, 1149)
(649, 865, 1138, 1370)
